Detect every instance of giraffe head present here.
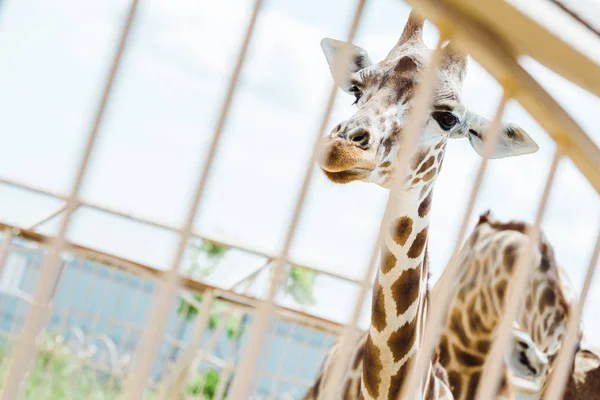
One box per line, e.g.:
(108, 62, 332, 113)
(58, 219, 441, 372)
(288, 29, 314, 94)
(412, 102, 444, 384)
(317, 12, 539, 189)
(506, 327, 549, 379)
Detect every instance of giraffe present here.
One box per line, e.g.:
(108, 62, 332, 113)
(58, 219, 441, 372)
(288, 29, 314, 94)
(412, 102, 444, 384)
(304, 11, 539, 400)
(435, 211, 576, 400)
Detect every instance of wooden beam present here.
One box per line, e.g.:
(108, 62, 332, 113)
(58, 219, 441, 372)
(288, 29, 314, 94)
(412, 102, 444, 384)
(447, 0, 600, 98)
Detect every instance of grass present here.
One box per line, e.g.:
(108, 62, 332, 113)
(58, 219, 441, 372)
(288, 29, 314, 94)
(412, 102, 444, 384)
(0, 332, 232, 400)
(0, 333, 150, 400)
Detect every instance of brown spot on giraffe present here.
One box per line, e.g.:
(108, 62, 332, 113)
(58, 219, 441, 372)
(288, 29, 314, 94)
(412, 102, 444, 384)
(372, 281, 387, 332)
(362, 335, 382, 398)
(548, 310, 565, 336)
(525, 293, 533, 312)
(411, 150, 428, 170)
(382, 136, 396, 159)
(449, 309, 471, 347)
(543, 312, 552, 331)
(388, 355, 414, 399)
(422, 168, 437, 182)
(420, 181, 433, 199)
(538, 286, 556, 313)
(392, 216, 413, 246)
(447, 371, 462, 399)
(476, 339, 491, 353)
(379, 161, 391, 168)
(479, 289, 489, 315)
(494, 279, 508, 303)
(435, 139, 446, 150)
(540, 242, 554, 272)
(381, 248, 397, 274)
(468, 299, 492, 334)
(391, 264, 421, 315)
(388, 317, 418, 363)
(503, 243, 519, 273)
(418, 190, 433, 218)
(439, 335, 450, 367)
(417, 155, 435, 174)
(411, 177, 421, 185)
(467, 372, 481, 399)
(407, 227, 428, 259)
(437, 150, 444, 163)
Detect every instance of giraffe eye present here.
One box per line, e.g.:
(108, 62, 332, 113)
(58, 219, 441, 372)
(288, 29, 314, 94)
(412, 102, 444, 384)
(349, 85, 362, 105)
(432, 111, 459, 131)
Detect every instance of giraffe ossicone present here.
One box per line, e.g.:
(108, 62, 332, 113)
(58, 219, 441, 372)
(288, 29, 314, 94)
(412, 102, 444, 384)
(306, 9, 540, 400)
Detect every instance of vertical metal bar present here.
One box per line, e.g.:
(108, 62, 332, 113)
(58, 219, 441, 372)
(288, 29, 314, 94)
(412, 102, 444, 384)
(226, 1, 367, 398)
(543, 224, 600, 400)
(322, 31, 448, 399)
(401, 89, 513, 399)
(120, 2, 263, 397)
(476, 149, 562, 400)
(0, 2, 140, 398)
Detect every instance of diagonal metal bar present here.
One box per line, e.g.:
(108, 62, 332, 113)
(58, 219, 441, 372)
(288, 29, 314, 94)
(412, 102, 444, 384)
(226, 1, 367, 398)
(26, 203, 70, 230)
(120, 0, 263, 398)
(543, 223, 600, 400)
(0, 1, 140, 399)
(476, 149, 562, 400)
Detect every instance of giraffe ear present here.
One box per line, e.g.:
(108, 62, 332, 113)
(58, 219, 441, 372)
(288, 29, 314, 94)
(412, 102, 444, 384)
(452, 110, 539, 159)
(320, 38, 372, 93)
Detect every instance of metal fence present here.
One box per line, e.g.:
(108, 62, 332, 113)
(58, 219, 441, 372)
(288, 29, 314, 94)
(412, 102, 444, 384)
(0, 0, 599, 399)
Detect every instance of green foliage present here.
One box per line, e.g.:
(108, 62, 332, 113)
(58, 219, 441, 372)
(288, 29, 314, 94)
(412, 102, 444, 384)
(0, 334, 226, 399)
(282, 265, 317, 305)
(186, 240, 229, 280)
(176, 239, 244, 339)
(0, 334, 127, 400)
(177, 293, 204, 320)
(201, 242, 228, 258)
(186, 369, 221, 399)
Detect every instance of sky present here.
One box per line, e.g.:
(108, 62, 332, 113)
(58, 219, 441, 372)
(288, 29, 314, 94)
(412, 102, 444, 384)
(0, 0, 599, 340)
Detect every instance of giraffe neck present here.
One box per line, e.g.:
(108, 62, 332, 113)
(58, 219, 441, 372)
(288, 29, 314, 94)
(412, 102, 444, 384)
(362, 180, 435, 400)
(439, 221, 573, 399)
